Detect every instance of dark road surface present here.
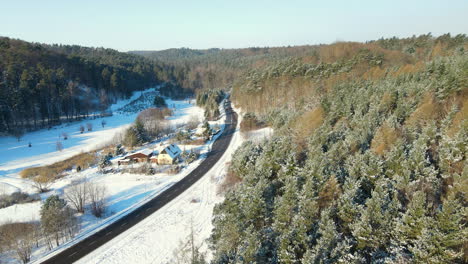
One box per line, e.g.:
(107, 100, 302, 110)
(40, 102, 238, 264)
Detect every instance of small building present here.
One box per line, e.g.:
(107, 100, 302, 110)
(157, 144, 182, 165)
(149, 150, 160, 164)
(125, 149, 153, 163)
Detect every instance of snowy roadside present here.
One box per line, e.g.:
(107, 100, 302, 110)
(74, 104, 273, 264)
(28, 100, 228, 264)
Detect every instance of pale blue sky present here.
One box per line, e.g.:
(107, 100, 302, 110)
(1, 0, 467, 51)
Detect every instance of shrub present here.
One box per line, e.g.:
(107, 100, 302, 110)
(175, 131, 191, 142)
(240, 112, 265, 132)
(0, 192, 40, 209)
(140, 163, 155, 175)
(217, 164, 242, 194)
(185, 138, 206, 145)
(20, 152, 97, 179)
(167, 165, 181, 175)
(182, 150, 200, 164)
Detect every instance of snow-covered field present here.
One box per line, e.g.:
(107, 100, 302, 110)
(0, 88, 209, 263)
(0, 88, 202, 181)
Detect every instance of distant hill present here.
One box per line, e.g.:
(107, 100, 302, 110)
(130, 45, 318, 90)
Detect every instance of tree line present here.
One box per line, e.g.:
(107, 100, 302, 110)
(0, 37, 191, 134)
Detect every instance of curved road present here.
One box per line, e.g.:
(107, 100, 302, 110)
(40, 102, 237, 264)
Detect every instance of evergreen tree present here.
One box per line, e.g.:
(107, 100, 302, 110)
(202, 121, 211, 140)
(350, 180, 398, 252)
(40, 195, 77, 247)
(304, 208, 341, 263)
(153, 95, 167, 108)
(410, 193, 467, 263)
(396, 191, 428, 242)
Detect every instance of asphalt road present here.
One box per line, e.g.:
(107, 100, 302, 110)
(40, 102, 238, 264)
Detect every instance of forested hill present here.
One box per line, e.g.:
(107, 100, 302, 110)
(199, 34, 466, 263)
(0, 37, 181, 134)
(130, 45, 320, 90)
(132, 35, 468, 263)
(131, 34, 467, 96)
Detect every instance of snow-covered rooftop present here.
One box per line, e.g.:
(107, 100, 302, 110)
(160, 144, 182, 159)
(136, 149, 153, 156)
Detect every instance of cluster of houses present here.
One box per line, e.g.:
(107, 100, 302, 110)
(116, 144, 182, 166)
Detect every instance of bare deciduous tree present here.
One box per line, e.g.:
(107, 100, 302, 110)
(32, 175, 53, 193)
(172, 220, 207, 264)
(186, 115, 200, 130)
(88, 183, 107, 217)
(13, 129, 24, 142)
(0, 222, 39, 264)
(136, 108, 174, 138)
(56, 141, 63, 152)
(64, 180, 88, 213)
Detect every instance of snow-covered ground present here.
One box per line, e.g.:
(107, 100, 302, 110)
(0, 95, 273, 264)
(0, 201, 41, 223)
(0, 88, 203, 182)
(73, 106, 273, 264)
(0, 89, 148, 175)
(242, 126, 274, 143)
(0, 88, 208, 263)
